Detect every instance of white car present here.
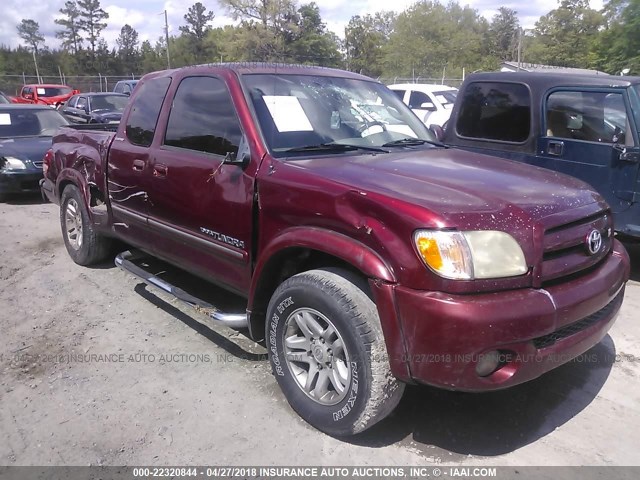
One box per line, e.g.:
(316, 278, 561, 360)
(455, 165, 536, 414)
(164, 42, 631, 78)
(388, 83, 458, 128)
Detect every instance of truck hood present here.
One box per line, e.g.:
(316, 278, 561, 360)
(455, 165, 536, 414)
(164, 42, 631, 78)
(287, 147, 603, 227)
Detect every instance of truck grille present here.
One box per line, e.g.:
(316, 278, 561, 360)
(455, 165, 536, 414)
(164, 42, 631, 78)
(533, 289, 624, 349)
(540, 211, 612, 283)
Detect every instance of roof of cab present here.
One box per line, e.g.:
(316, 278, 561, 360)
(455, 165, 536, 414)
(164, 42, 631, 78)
(141, 63, 376, 83)
(465, 71, 640, 89)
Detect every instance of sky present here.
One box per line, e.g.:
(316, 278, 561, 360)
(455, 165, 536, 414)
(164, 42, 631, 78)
(0, 0, 606, 51)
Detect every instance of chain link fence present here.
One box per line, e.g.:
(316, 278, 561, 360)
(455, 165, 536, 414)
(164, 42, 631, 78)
(0, 74, 141, 97)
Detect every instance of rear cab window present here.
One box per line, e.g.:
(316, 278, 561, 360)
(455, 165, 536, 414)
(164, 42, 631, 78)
(125, 77, 171, 147)
(456, 82, 531, 143)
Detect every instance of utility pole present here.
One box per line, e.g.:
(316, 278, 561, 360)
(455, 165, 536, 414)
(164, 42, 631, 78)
(164, 10, 171, 69)
(32, 51, 41, 84)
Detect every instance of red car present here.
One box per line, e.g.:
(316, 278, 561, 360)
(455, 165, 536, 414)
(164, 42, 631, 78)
(13, 84, 78, 108)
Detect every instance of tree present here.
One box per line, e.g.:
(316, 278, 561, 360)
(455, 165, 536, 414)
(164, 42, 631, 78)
(592, 0, 640, 74)
(117, 25, 140, 74)
(16, 19, 45, 55)
(220, 0, 299, 60)
(526, 0, 603, 68)
(344, 12, 395, 77)
(77, 0, 109, 59)
(55, 1, 83, 54)
(487, 7, 519, 62)
(287, 3, 341, 66)
(179, 2, 215, 62)
(383, 1, 490, 79)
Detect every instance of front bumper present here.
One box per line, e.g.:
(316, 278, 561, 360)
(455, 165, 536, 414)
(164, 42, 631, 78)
(0, 169, 43, 195)
(394, 239, 630, 391)
(40, 177, 58, 204)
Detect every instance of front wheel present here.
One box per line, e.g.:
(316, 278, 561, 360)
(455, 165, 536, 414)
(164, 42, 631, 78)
(266, 268, 405, 436)
(60, 184, 112, 265)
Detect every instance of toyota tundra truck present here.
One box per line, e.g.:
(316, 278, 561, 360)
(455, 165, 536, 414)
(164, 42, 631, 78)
(41, 64, 630, 436)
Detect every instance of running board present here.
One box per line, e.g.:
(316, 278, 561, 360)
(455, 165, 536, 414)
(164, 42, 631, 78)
(115, 250, 248, 329)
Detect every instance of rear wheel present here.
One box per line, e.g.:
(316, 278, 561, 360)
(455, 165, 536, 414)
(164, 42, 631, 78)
(60, 185, 112, 265)
(266, 268, 405, 436)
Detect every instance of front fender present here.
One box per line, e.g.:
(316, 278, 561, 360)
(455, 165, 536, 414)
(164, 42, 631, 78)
(252, 226, 396, 298)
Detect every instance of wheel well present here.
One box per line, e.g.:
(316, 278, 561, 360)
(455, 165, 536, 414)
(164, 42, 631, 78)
(58, 180, 74, 199)
(249, 248, 370, 342)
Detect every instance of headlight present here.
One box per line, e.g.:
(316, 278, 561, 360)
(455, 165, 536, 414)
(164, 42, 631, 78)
(0, 156, 27, 170)
(414, 230, 527, 280)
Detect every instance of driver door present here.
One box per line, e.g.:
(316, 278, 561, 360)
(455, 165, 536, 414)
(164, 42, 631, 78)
(537, 88, 640, 215)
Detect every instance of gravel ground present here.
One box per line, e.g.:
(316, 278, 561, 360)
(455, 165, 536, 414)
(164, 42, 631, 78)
(1, 197, 639, 467)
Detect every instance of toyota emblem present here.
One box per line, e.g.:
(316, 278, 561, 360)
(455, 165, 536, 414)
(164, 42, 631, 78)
(586, 229, 602, 255)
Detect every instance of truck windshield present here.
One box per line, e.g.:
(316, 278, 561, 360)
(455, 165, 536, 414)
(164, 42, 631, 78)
(0, 108, 69, 138)
(242, 74, 436, 156)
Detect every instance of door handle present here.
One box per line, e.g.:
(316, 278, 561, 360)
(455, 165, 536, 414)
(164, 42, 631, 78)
(153, 164, 168, 177)
(132, 159, 146, 171)
(547, 140, 564, 156)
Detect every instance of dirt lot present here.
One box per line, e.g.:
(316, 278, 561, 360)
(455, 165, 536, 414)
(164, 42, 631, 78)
(1, 197, 639, 467)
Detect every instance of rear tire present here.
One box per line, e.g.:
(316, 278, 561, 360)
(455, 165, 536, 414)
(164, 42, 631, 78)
(266, 268, 405, 436)
(60, 184, 112, 265)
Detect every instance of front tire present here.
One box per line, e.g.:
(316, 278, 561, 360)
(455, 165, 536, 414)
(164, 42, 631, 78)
(60, 184, 112, 265)
(266, 268, 405, 436)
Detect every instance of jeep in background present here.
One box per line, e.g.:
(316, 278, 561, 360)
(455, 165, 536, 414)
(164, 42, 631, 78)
(41, 64, 630, 436)
(442, 72, 640, 240)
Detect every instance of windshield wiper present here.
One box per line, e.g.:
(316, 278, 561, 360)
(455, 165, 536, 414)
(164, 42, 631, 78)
(283, 142, 389, 153)
(382, 138, 447, 148)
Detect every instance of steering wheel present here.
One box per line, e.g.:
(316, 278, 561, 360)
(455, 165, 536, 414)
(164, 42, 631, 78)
(357, 120, 387, 134)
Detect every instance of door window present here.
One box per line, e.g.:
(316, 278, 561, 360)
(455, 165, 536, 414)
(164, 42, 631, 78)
(546, 91, 631, 145)
(125, 77, 171, 147)
(76, 97, 87, 110)
(390, 89, 406, 101)
(408, 91, 434, 110)
(164, 76, 242, 157)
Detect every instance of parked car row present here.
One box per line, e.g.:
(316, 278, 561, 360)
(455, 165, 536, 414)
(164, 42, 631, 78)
(0, 80, 140, 202)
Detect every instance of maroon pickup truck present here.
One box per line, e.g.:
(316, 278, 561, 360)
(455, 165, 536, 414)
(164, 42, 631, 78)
(41, 64, 630, 436)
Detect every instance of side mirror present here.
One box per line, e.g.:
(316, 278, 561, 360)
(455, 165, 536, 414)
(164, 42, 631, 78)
(24, 93, 33, 100)
(619, 150, 640, 163)
(224, 135, 250, 167)
(429, 124, 445, 142)
(223, 151, 250, 167)
(420, 102, 436, 111)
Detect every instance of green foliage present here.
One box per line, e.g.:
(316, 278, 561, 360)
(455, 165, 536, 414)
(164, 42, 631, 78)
(16, 19, 45, 54)
(77, 0, 109, 60)
(344, 12, 395, 77)
(4, 0, 640, 84)
(487, 7, 520, 62)
(592, 0, 640, 74)
(383, 1, 489, 78)
(526, 0, 603, 68)
(55, 1, 83, 55)
(179, 2, 216, 63)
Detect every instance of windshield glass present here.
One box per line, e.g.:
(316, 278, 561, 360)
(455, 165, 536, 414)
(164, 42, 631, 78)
(90, 95, 129, 111)
(0, 108, 69, 137)
(36, 86, 72, 97)
(0, 93, 10, 104)
(242, 74, 435, 156)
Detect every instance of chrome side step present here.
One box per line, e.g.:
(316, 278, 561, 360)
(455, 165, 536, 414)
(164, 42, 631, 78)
(115, 250, 248, 329)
